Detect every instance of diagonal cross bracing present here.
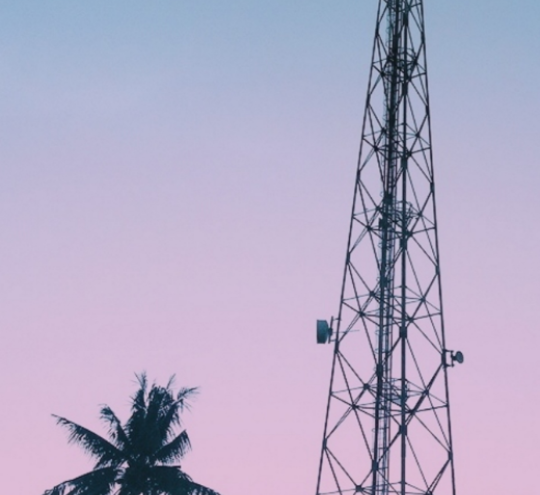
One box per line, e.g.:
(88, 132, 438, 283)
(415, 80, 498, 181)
(315, 2, 458, 495)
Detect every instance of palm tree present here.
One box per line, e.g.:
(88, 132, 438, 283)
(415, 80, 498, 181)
(43, 374, 219, 495)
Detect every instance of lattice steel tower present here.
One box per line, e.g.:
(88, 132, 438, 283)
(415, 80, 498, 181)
(315, 2, 462, 495)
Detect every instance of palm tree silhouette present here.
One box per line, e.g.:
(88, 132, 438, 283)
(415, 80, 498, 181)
(43, 374, 219, 495)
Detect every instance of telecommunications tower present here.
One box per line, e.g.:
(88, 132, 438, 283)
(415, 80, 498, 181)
(315, 2, 462, 495)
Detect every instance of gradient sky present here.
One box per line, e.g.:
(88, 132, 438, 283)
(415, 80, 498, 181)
(1, 1, 539, 494)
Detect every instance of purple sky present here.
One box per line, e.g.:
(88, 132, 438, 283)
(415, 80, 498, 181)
(1, 1, 539, 494)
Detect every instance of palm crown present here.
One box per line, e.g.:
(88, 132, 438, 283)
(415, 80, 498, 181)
(43, 374, 219, 495)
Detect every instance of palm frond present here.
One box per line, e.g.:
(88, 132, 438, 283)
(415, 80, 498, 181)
(43, 485, 66, 495)
(100, 406, 130, 452)
(116, 486, 142, 495)
(183, 481, 221, 495)
(151, 430, 191, 464)
(135, 372, 148, 393)
(133, 384, 176, 457)
(166, 374, 177, 389)
(43, 467, 119, 495)
(154, 387, 198, 445)
(53, 415, 125, 468)
(146, 385, 175, 430)
(144, 465, 220, 495)
(176, 387, 198, 412)
(125, 374, 149, 456)
(116, 463, 159, 495)
(130, 373, 148, 419)
(142, 382, 196, 453)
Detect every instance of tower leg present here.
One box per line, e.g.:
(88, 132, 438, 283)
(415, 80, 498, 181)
(315, 2, 457, 495)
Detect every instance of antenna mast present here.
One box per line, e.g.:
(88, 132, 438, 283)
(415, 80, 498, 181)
(315, 2, 461, 495)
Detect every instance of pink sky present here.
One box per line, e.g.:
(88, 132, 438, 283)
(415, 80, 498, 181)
(1, 1, 539, 494)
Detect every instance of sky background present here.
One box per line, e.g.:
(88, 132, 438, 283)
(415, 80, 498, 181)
(1, 1, 539, 494)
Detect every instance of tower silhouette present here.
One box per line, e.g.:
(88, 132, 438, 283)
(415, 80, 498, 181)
(315, 2, 461, 495)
